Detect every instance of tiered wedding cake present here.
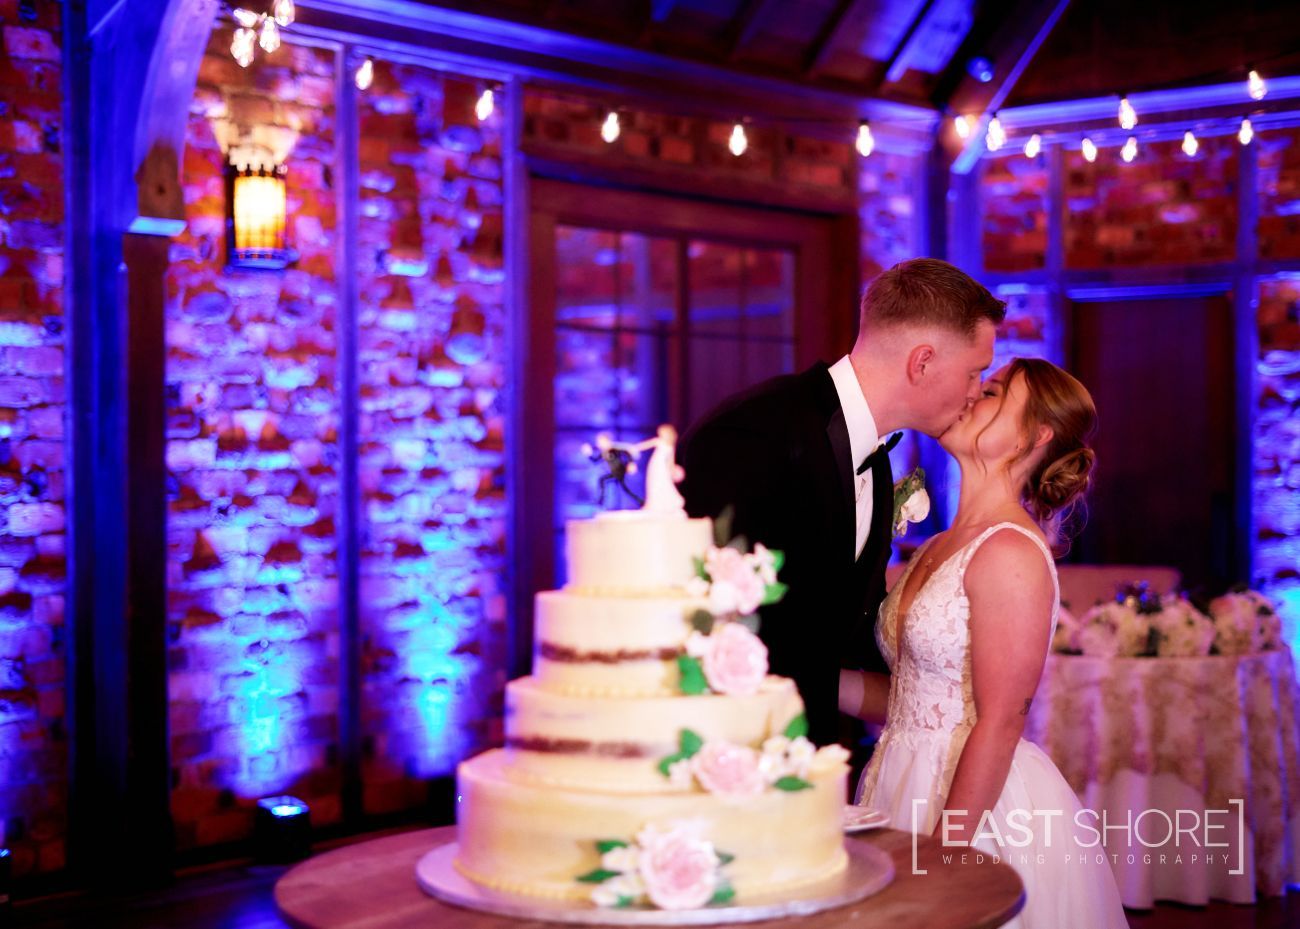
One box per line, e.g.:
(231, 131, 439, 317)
(453, 496, 851, 911)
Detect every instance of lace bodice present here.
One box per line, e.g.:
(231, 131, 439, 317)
(876, 521, 1060, 737)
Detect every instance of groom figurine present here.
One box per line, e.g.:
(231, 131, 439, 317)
(677, 258, 1004, 747)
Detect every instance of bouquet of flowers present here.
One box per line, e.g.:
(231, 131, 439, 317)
(1073, 584, 1159, 657)
(1151, 594, 1215, 657)
(1207, 587, 1284, 655)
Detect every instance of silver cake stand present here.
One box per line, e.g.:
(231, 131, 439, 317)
(416, 839, 895, 926)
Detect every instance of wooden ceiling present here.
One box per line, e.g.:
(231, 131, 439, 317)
(402, 0, 1300, 112)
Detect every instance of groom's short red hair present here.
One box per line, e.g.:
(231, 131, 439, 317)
(859, 258, 1005, 339)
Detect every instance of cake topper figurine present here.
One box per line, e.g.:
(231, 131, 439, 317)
(581, 434, 643, 508)
(582, 425, 687, 512)
(631, 424, 686, 514)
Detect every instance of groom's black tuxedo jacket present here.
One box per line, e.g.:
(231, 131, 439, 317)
(677, 362, 894, 747)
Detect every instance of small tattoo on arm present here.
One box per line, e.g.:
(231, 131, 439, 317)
(1019, 698, 1032, 716)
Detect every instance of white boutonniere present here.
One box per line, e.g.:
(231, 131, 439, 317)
(892, 467, 929, 538)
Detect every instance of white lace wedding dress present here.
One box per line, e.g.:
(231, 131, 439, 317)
(857, 522, 1127, 929)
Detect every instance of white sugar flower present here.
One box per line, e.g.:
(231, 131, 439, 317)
(666, 758, 694, 790)
(684, 631, 710, 658)
(785, 736, 817, 778)
(601, 845, 641, 873)
(748, 544, 778, 585)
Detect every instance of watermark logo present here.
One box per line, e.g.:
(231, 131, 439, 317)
(910, 798, 1244, 876)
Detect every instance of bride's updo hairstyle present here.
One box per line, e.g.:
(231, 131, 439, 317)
(990, 358, 1098, 552)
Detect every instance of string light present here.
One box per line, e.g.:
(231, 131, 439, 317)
(1248, 69, 1267, 101)
(475, 88, 495, 121)
(728, 122, 748, 156)
(1121, 135, 1138, 163)
(985, 114, 1006, 152)
(954, 115, 972, 140)
(1181, 130, 1199, 157)
(231, 27, 256, 68)
(273, 0, 295, 27)
(1081, 137, 1098, 163)
(1239, 117, 1254, 146)
(258, 16, 280, 53)
(601, 111, 621, 144)
(856, 121, 875, 157)
(354, 57, 373, 91)
(1118, 96, 1137, 130)
(1023, 133, 1041, 159)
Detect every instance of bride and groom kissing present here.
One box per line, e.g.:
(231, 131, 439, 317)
(676, 257, 1128, 928)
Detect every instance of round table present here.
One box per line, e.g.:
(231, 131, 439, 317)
(274, 825, 1023, 929)
(1023, 649, 1300, 907)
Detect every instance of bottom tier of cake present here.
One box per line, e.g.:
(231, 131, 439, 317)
(454, 749, 849, 903)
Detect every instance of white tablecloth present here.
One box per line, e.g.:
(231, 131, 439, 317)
(1023, 649, 1300, 907)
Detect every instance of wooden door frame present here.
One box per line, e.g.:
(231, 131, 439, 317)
(512, 177, 859, 676)
(1065, 283, 1247, 582)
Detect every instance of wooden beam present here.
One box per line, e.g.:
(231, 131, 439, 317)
(943, 0, 1073, 173)
(725, 0, 777, 61)
(880, 0, 936, 86)
(802, 0, 860, 77)
(650, 0, 677, 23)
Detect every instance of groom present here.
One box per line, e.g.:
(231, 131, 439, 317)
(677, 258, 1004, 746)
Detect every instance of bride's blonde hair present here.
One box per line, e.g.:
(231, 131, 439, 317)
(983, 358, 1098, 554)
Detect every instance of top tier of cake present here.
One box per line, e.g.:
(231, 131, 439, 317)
(564, 510, 712, 593)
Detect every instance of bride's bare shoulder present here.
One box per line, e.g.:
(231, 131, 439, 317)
(964, 523, 1054, 606)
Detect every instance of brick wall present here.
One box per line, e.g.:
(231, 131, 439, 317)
(354, 60, 507, 814)
(981, 154, 1048, 272)
(1254, 276, 1300, 643)
(0, 0, 67, 878)
(1258, 126, 1300, 260)
(859, 149, 920, 282)
(1064, 136, 1237, 268)
(166, 32, 342, 851)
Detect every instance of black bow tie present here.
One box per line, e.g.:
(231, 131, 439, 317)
(856, 431, 902, 475)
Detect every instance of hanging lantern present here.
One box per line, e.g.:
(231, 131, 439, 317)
(227, 161, 294, 270)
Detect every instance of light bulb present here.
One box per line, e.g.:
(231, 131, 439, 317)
(475, 88, 495, 121)
(985, 114, 1005, 152)
(232, 7, 259, 28)
(231, 27, 256, 67)
(1118, 96, 1137, 131)
(728, 123, 748, 157)
(1081, 137, 1097, 163)
(273, 0, 295, 26)
(856, 121, 874, 157)
(601, 111, 620, 144)
(1248, 70, 1267, 101)
(954, 115, 971, 140)
(1121, 135, 1138, 163)
(1239, 117, 1254, 146)
(258, 16, 280, 53)
(1023, 133, 1041, 159)
(1181, 130, 1198, 157)
(354, 58, 373, 91)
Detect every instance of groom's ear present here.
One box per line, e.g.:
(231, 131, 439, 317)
(907, 345, 935, 382)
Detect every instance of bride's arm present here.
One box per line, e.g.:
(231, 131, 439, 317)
(934, 531, 1054, 843)
(838, 669, 890, 724)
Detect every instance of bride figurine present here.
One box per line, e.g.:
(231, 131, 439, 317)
(632, 425, 686, 514)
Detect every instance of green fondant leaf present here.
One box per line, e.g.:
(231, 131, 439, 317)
(689, 610, 715, 634)
(577, 868, 621, 883)
(709, 884, 736, 905)
(783, 713, 808, 740)
(679, 728, 704, 757)
(693, 555, 708, 580)
(770, 549, 785, 572)
(761, 581, 788, 606)
(774, 776, 813, 792)
(657, 753, 681, 778)
(716, 851, 735, 865)
(615, 896, 636, 908)
(595, 839, 629, 854)
(677, 655, 709, 695)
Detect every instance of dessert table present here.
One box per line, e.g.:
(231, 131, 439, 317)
(274, 825, 1024, 929)
(1023, 648, 1300, 907)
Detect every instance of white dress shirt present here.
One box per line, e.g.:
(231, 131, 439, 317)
(828, 355, 881, 560)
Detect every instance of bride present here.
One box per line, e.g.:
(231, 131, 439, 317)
(839, 357, 1127, 928)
